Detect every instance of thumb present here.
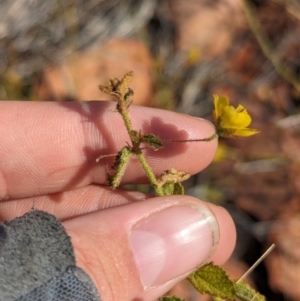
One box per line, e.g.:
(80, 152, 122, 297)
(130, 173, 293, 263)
(63, 196, 236, 301)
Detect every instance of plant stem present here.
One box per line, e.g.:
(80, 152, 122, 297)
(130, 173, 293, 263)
(118, 95, 164, 196)
(136, 152, 164, 196)
(163, 133, 218, 143)
(119, 102, 134, 133)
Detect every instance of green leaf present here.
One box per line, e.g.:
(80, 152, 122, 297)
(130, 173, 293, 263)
(161, 183, 175, 195)
(234, 280, 266, 301)
(159, 296, 185, 301)
(188, 263, 235, 300)
(173, 182, 185, 195)
(142, 134, 163, 150)
(108, 147, 132, 189)
(162, 182, 185, 195)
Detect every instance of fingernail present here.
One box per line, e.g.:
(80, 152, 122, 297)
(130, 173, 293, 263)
(129, 204, 219, 288)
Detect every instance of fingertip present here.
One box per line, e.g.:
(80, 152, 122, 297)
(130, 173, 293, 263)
(64, 195, 235, 301)
(180, 116, 218, 172)
(64, 195, 235, 300)
(207, 204, 236, 265)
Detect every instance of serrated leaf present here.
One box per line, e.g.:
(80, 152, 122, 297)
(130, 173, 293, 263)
(158, 169, 190, 185)
(234, 280, 266, 301)
(98, 85, 112, 95)
(117, 71, 133, 96)
(159, 296, 185, 301)
(108, 146, 132, 189)
(142, 134, 163, 150)
(188, 263, 235, 300)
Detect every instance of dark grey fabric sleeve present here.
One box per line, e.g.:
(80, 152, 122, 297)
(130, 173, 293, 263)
(0, 209, 101, 301)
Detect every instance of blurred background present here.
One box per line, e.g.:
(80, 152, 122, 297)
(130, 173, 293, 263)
(1, 0, 300, 300)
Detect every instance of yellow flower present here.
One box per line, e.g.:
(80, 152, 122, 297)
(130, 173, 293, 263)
(213, 95, 259, 138)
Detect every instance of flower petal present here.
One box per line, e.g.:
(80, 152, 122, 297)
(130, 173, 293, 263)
(222, 107, 252, 128)
(232, 128, 260, 137)
(219, 127, 260, 138)
(213, 95, 228, 118)
(212, 95, 259, 138)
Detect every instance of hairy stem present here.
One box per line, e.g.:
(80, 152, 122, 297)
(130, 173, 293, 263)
(119, 100, 134, 133)
(118, 92, 164, 196)
(163, 133, 218, 143)
(136, 151, 164, 196)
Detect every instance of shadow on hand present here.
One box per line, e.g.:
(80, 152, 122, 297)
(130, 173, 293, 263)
(142, 116, 189, 158)
(49, 101, 189, 202)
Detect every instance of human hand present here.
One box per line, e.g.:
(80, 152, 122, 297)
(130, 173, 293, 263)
(0, 101, 236, 301)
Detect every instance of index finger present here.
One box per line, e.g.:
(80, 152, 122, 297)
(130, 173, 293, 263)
(0, 101, 217, 200)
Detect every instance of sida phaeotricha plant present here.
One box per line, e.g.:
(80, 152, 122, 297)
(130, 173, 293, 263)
(98, 71, 266, 301)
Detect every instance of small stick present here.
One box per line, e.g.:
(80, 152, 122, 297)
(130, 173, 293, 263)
(237, 243, 275, 283)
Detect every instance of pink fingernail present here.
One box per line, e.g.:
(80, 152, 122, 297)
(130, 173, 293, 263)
(130, 204, 219, 287)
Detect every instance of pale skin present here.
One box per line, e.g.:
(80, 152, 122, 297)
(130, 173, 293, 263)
(0, 101, 236, 301)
